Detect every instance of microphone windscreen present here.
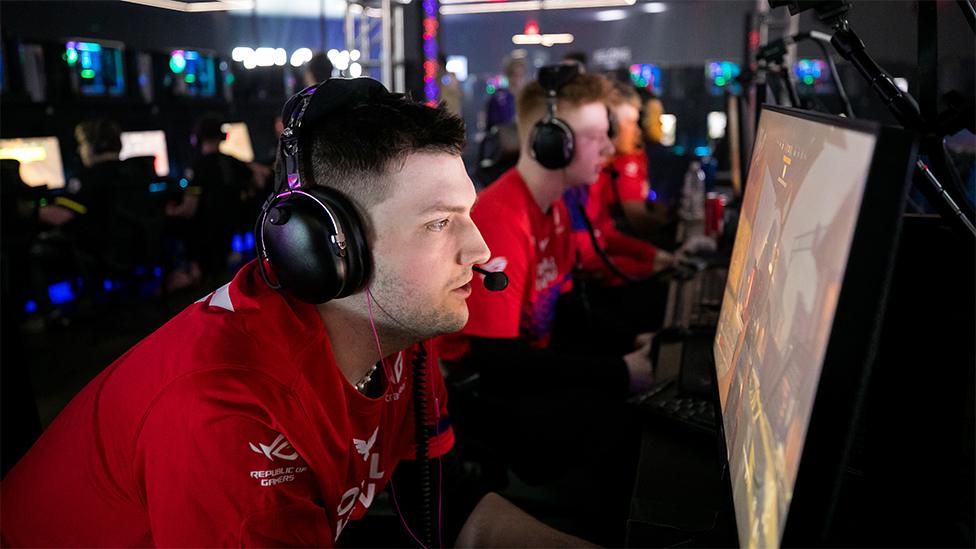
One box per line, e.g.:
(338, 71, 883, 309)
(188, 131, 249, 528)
(483, 272, 509, 292)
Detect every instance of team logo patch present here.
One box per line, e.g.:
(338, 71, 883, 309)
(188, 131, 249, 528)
(482, 256, 508, 273)
(353, 427, 379, 461)
(249, 433, 298, 461)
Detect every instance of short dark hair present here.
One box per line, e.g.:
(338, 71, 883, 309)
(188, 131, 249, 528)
(306, 52, 334, 84)
(75, 119, 122, 154)
(307, 93, 465, 210)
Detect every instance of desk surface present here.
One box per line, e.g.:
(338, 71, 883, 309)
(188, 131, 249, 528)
(626, 420, 737, 547)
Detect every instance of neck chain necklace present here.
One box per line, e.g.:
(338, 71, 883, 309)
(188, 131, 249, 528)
(355, 363, 379, 394)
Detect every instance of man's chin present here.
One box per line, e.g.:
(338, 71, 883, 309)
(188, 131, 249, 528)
(438, 308, 469, 336)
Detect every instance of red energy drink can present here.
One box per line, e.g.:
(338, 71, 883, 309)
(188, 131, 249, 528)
(705, 193, 725, 238)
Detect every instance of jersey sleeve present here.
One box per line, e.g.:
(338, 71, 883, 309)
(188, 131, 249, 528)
(613, 155, 649, 202)
(135, 374, 334, 547)
(461, 205, 530, 340)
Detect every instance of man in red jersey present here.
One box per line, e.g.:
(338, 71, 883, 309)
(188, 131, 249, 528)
(569, 80, 674, 286)
(441, 70, 653, 384)
(1, 78, 594, 547)
(438, 69, 652, 545)
(562, 80, 675, 357)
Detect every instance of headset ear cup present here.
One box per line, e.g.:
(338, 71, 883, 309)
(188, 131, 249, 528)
(530, 118, 575, 170)
(261, 188, 371, 304)
(304, 187, 371, 298)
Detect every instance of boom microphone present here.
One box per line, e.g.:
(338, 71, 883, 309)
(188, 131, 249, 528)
(472, 266, 508, 292)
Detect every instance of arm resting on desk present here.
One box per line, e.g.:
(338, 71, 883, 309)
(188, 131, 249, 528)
(456, 492, 599, 548)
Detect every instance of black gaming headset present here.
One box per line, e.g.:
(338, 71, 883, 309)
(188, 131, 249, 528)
(255, 78, 391, 304)
(528, 64, 580, 170)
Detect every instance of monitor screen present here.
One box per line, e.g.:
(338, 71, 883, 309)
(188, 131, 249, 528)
(120, 130, 170, 177)
(219, 122, 254, 163)
(0, 137, 66, 188)
(64, 41, 126, 97)
(793, 59, 834, 94)
(706, 60, 741, 96)
(660, 114, 676, 147)
(629, 63, 662, 95)
(713, 108, 879, 548)
(167, 49, 216, 97)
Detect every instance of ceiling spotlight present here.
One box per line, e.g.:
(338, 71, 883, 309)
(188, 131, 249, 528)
(642, 2, 667, 13)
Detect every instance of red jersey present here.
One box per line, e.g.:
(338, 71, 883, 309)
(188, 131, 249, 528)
(572, 155, 659, 287)
(1, 261, 452, 547)
(440, 168, 574, 359)
(586, 152, 649, 222)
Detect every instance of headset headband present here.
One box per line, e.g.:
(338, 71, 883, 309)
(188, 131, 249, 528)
(274, 77, 392, 194)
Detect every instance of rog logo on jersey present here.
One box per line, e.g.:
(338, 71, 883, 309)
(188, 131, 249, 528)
(249, 433, 299, 462)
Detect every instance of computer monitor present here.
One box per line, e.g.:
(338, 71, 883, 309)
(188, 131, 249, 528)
(120, 130, 170, 177)
(18, 43, 47, 102)
(166, 49, 216, 97)
(713, 106, 915, 547)
(219, 122, 254, 163)
(793, 59, 834, 94)
(0, 137, 66, 188)
(629, 63, 662, 95)
(64, 40, 126, 97)
(706, 60, 742, 96)
(660, 114, 676, 147)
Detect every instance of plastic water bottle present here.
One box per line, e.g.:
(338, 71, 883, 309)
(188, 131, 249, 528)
(681, 160, 706, 221)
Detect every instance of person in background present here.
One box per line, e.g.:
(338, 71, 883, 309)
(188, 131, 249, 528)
(38, 120, 122, 242)
(441, 68, 649, 545)
(561, 50, 588, 73)
(183, 115, 255, 286)
(438, 52, 463, 117)
(566, 80, 673, 286)
(304, 51, 335, 87)
(561, 80, 675, 355)
(639, 88, 684, 212)
(484, 53, 527, 130)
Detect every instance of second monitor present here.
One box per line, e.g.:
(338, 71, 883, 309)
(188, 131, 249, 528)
(119, 130, 170, 177)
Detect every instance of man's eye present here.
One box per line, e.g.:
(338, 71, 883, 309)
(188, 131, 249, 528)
(427, 219, 450, 232)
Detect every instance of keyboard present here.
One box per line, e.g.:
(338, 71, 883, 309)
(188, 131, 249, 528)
(629, 380, 718, 436)
(683, 268, 727, 328)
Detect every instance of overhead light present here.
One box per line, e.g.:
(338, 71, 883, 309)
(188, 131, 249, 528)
(254, 47, 276, 67)
(290, 48, 313, 67)
(446, 55, 468, 81)
(332, 50, 351, 71)
(274, 48, 287, 66)
(441, 0, 635, 15)
(121, 0, 254, 12)
(642, 2, 667, 13)
(595, 9, 628, 20)
(350, 49, 362, 62)
(232, 47, 253, 62)
(349, 62, 363, 77)
(512, 33, 575, 46)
